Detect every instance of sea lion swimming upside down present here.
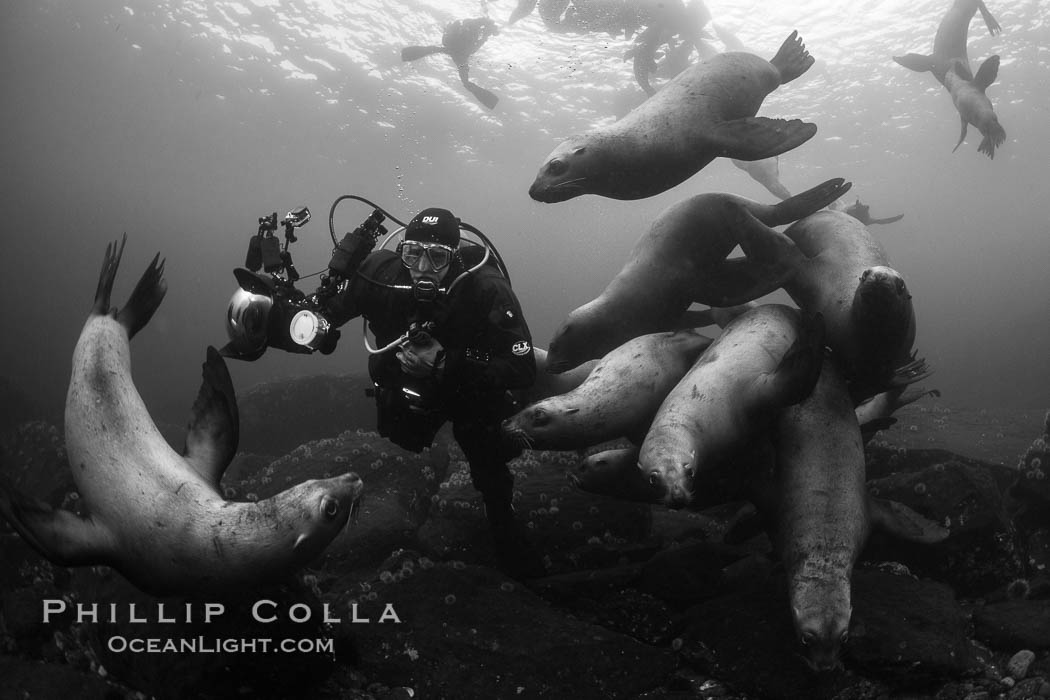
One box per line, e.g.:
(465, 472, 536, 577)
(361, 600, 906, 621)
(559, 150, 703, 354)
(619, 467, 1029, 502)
(0, 236, 363, 595)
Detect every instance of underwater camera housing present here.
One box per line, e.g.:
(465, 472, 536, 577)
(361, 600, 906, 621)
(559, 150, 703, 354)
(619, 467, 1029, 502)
(221, 195, 511, 362)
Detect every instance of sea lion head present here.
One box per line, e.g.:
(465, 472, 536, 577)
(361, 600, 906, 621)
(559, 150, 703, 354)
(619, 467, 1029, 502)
(570, 449, 663, 504)
(273, 472, 364, 563)
(852, 265, 915, 355)
(501, 402, 580, 450)
(528, 136, 595, 203)
(791, 577, 851, 672)
(640, 455, 694, 509)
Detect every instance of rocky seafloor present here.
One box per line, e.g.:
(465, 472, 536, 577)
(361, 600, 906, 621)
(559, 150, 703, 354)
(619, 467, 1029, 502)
(1, 374, 1050, 700)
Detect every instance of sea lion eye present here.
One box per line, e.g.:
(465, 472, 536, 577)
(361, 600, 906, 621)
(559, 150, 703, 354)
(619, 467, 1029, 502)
(839, 630, 849, 643)
(547, 159, 568, 176)
(321, 496, 340, 519)
(533, 408, 549, 426)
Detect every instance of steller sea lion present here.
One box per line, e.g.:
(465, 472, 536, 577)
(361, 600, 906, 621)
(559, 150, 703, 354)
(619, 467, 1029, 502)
(771, 360, 948, 671)
(545, 178, 851, 373)
(502, 329, 713, 450)
(639, 304, 825, 508)
(892, 1, 1004, 157)
(528, 30, 818, 202)
(570, 383, 941, 503)
(772, 209, 927, 402)
(892, 0, 1001, 85)
(401, 18, 501, 109)
(944, 55, 1006, 158)
(0, 236, 363, 596)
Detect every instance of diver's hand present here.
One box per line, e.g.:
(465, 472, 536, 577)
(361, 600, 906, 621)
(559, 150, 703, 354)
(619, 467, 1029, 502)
(397, 339, 445, 378)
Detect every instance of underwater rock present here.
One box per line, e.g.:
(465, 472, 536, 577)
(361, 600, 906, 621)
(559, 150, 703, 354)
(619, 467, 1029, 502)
(865, 460, 1023, 596)
(66, 567, 335, 700)
(846, 569, 978, 682)
(635, 540, 753, 608)
(0, 420, 74, 508)
(973, 599, 1050, 650)
(0, 655, 125, 700)
(342, 558, 678, 698)
(237, 374, 375, 455)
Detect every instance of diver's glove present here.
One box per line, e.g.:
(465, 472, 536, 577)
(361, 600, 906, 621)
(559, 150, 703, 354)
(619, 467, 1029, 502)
(397, 337, 445, 379)
(328, 228, 376, 277)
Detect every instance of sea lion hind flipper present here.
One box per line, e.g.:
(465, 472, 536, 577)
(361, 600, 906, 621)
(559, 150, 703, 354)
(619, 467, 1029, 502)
(973, 55, 1000, 91)
(767, 177, 852, 225)
(979, 123, 1006, 159)
(868, 496, 949, 544)
(768, 30, 813, 84)
(0, 480, 114, 566)
(183, 346, 240, 490)
(93, 233, 127, 316)
(116, 252, 167, 340)
(710, 117, 817, 162)
(400, 45, 446, 62)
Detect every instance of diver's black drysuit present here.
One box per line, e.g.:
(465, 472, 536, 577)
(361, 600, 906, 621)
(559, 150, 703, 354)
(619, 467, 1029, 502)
(319, 248, 536, 531)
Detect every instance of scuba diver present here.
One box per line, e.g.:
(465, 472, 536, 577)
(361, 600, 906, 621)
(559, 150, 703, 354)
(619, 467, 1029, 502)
(224, 204, 544, 579)
(401, 17, 501, 110)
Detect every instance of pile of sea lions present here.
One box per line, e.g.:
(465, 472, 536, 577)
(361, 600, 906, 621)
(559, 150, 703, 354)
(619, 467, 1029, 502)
(497, 10, 999, 668)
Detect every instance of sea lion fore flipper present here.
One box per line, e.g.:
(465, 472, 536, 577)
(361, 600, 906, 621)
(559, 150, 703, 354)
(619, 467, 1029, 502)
(464, 80, 499, 110)
(0, 481, 114, 566)
(978, 1, 1002, 35)
(761, 311, 825, 407)
(767, 30, 813, 84)
(868, 497, 949, 543)
(766, 177, 852, 226)
(973, 54, 1000, 91)
(859, 416, 896, 444)
(116, 252, 167, 340)
(870, 214, 904, 225)
(182, 346, 240, 490)
(892, 53, 938, 73)
(401, 45, 446, 62)
(693, 258, 786, 307)
(708, 117, 817, 162)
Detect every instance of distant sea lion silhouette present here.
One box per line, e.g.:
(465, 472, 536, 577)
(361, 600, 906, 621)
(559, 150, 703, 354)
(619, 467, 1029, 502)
(944, 55, 1006, 158)
(545, 178, 850, 373)
(401, 18, 501, 109)
(893, 0, 1001, 84)
(0, 236, 363, 596)
(843, 197, 904, 226)
(528, 30, 818, 202)
(893, 0, 1005, 157)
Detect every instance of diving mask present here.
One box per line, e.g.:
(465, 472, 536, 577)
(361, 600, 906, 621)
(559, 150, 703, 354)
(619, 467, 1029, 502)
(401, 241, 455, 272)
